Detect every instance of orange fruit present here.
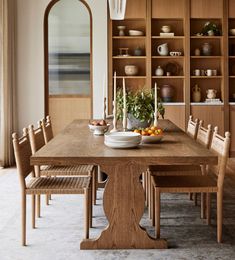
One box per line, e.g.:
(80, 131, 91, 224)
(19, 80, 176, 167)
(148, 130, 153, 135)
(134, 129, 140, 134)
(142, 130, 148, 136)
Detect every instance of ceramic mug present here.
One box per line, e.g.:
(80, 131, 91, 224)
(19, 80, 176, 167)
(194, 69, 200, 76)
(205, 69, 213, 76)
(200, 69, 205, 76)
(212, 69, 217, 76)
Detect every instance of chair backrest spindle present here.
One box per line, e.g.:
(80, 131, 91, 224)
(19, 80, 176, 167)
(187, 115, 199, 140)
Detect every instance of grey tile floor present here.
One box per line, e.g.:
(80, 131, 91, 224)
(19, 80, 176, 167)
(0, 167, 235, 260)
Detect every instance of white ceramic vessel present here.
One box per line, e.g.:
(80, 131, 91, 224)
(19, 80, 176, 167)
(230, 28, 235, 36)
(161, 25, 171, 33)
(128, 30, 144, 36)
(88, 124, 110, 135)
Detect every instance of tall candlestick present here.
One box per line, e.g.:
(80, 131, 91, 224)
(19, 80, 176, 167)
(154, 82, 158, 127)
(111, 71, 118, 132)
(122, 77, 127, 131)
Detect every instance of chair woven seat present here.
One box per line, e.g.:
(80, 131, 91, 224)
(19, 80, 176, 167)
(149, 165, 202, 176)
(152, 175, 217, 192)
(26, 176, 91, 194)
(40, 165, 94, 176)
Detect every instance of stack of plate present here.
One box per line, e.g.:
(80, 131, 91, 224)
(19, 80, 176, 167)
(104, 132, 141, 149)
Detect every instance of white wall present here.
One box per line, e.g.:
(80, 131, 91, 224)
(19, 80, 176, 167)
(16, 0, 107, 132)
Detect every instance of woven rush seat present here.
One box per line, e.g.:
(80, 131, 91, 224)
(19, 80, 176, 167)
(40, 165, 94, 176)
(152, 175, 217, 192)
(149, 165, 202, 176)
(26, 176, 91, 194)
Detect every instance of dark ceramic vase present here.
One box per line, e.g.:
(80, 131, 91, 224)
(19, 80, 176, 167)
(160, 84, 175, 102)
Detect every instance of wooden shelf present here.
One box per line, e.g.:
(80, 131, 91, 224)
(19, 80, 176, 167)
(152, 76, 185, 79)
(151, 36, 185, 39)
(229, 56, 235, 58)
(114, 76, 147, 79)
(229, 76, 235, 78)
(229, 36, 235, 38)
(112, 36, 146, 39)
(191, 56, 222, 59)
(113, 56, 146, 59)
(152, 56, 184, 59)
(190, 36, 222, 39)
(162, 102, 185, 106)
(191, 102, 224, 106)
(191, 76, 222, 79)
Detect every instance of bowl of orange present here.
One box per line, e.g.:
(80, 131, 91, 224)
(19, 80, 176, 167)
(133, 126, 163, 143)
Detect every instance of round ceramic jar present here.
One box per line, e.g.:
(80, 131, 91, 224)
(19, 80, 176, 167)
(124, 65, 138, 76)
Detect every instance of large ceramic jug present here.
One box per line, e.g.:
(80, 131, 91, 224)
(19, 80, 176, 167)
(192, 84, 201, 102)
(157, 43, 169, 56)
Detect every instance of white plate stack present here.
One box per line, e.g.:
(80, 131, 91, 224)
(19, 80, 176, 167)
(104, 132, 141, 149)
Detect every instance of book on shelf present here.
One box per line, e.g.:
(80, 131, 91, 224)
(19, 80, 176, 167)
(159, 32, 175, 37)
(205, 98, 222, 103)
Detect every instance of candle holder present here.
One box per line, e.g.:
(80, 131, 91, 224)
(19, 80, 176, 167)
(154, 112, 158, 127)
(102, 97, 107, 120)
(122, 108, 127, 131)
(110, 100, 118, 133)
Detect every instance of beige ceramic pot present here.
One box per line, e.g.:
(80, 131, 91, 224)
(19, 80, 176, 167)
(125, 65, 138, 76)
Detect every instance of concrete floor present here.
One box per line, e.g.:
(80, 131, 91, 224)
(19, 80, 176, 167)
(0, 167, 235, 260)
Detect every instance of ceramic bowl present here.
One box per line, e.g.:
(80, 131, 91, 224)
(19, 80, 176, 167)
(230, 28, 235, 36)
(88, 124, 110, 135)
(104, 140, 140, 149)
(170, 51, 182, 56)
(129, 30, 144, 36)
(125, 65, 138, 76)
(141, 135, 163, 144)
(105, 132, 141, 143)
(161, 25, 171, 33)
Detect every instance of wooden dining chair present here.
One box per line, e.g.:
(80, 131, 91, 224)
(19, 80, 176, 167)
(28, 123, 94, 218)
(147, 116, 203, 218)
(41, 116, 98, 205)
(151, 127, 230, 243)
(12, 129, 92, 246)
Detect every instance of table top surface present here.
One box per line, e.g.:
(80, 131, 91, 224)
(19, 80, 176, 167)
(31, 119, 218, 166)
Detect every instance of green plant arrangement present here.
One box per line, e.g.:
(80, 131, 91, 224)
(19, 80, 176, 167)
(116, 88, 165, 124)
(200, 21, 221, 36)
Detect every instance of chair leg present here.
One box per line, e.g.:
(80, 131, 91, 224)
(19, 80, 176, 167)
(32, 195, 35, 229)
(46, 194, 50, 205)
(36, 195, 41, 218)
(189, 193, 193, 200)
(201, 192, 206, 219)
(151, 181, 155, 226)
(22, 193, 27, 246)
(142, 172, 146, 205)
(84, 188, 89, 239)
(194, 193, 198, 206)
(89, 185, 92, 228)
(206, 193, 211, 225)
(155, 188, 161, 239)
(148, 173, 151, 218)
(217, 191, 223, 243)
(92, 171, 96, 205)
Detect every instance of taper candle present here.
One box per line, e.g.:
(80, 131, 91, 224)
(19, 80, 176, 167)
(102, 73, 107, 120)
(154, 82, 158, 126)
(110, 71, 118, 132)
(122, 77, 127, 131)
(123, 77, 126, 110)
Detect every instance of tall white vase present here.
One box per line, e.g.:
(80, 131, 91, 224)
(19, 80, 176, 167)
(108, 0, 127, 20)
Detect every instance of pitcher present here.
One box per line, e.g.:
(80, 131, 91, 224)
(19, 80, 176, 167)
(157, 43, 169, 56)
(206, 89, 217, 99)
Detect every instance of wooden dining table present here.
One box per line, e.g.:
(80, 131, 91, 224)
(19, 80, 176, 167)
(30, 119, 218, 250)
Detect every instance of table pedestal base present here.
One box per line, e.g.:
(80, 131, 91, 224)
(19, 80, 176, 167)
(80, 162, 167, 249)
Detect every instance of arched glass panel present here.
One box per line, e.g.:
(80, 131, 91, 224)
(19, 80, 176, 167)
(48, 0, 91, 96)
